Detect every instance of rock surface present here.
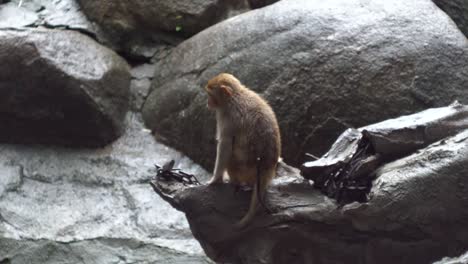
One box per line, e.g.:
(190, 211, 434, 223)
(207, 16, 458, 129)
(434, 251, 468, 264)
(432, 0, 468, 38)
(0, 113, 211, 264)
(142, 0, 468, 170)
(0, 28, 130, 147)
(130, 63, 155, 112)
(152, 123, 468, 264)
(0, 0, 99, 37)
(0, 2, 38, 27)
(76, 0, 276, 42)
(302, 103, 468, 204)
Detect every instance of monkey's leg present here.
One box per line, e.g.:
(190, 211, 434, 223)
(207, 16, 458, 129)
(208, 137, 232, 185)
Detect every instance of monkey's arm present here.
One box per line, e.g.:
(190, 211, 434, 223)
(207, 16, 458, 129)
(209, 137, 233, 184)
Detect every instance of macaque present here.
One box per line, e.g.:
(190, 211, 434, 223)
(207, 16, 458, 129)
(204, 73, 281, 228)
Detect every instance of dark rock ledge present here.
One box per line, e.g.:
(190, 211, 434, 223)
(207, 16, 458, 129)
(151, 103, 468, 264)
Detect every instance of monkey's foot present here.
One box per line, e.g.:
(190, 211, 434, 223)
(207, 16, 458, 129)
(233, 218, 249, 230)
(234, 184, 253, 193)
(207, 177, 223, 185)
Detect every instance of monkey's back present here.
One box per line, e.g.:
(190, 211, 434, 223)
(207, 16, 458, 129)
(227, 88, 281, 185)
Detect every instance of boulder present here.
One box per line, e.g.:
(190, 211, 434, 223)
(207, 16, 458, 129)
(434, 252, 468, 264)
(0, 113, 211, 263)
(0, 28, 130, 147)
(76, 0, 277, 49)
(301, 103, 468, 204)
(0, 2, 38, 28)
(432, 0, 468, 38)
(142, 0, 468, 169)
(151, 112, 468, 264)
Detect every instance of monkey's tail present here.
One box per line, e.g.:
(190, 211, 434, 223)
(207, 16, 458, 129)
(235, 180, 259, 229)
(256, 159, 271, 213)
(235, 159, 273, 229)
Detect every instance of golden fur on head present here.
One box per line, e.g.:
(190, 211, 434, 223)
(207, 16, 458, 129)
(205, 73, 242, 92)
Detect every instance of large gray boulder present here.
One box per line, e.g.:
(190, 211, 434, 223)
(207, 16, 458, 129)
(434, 252, 468, 264)
(0, 113, 211, 264)
(151, 107, 468, 264)
(432, 0, 468, 38)
(76, 0, 278, 50)
(142, 0, 468, 169)
(0, 28, 130, 147)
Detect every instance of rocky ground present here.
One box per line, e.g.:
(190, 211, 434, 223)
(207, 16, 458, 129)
(0, 113, 213, 263)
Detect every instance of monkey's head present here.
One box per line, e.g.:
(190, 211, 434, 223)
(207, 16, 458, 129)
(204, 73, 242, 110)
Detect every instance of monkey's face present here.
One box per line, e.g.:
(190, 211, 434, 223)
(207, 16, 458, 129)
(207, 93, 219, 109)
(205, 85, 231, 110)
(204, 85, 218, 109)
(205, 75, 234, 110)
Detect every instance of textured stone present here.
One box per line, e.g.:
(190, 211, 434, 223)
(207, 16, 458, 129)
(0, 113, 211, 263)
(0, 28, 130, 147)
(76, 0, 275, 38)
(432, 0, 468, 38)
(0, 2, 38, 27)
(434, 251, 468, 264)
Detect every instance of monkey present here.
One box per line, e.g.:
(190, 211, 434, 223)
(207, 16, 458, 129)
(204, 73, 281, 229)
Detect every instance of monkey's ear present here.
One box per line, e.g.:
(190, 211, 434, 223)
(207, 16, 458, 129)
(220, 85, 233, 97)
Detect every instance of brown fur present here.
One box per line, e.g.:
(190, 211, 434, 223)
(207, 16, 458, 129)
(205, 73, 281, 228)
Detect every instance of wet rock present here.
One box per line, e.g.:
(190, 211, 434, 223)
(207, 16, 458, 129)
(131, 63, 155, 79)
(0, 238, 211, 264)
(0, 164, 21, 198)
(129, 63, 155, 112)
(152, 126, 468, 264)
(0, 2, 38, 27)
(0, 28, 130, 147)
(434, 251, 468, 264)
(0, 0, 176, 62)
(142, 0, 468, 170)
(130, 78, 152, 112)
(432, 0, 468, 38)
(302, 103, 468, 204)
(76, 0, 273, 41)
(0, 0, 100, 37)
(0, 113, 211, 263)
(248, 0, 279, 8)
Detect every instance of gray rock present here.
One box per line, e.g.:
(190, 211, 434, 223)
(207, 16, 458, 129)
(0, 0, 176, 63)
(434, 251, 468, 264)
(0, 28, 130, 147)
(248, 0, 279, 8)
(1, 0, 101, 37)
(130, 78, 152, 112)
(0, 2, 38, 27)
(142, 0, 468, 170)
(151, 126, 468, 264)
(76, 0, 274, 39)
(432, 0, 468, 38)
(0, 164, 21, 198)
(129, 63, 155, 111)
(131, 63, 156, 80)
(0, 113, 211, 263)
(301, 103, 468, 203)
(0, 238, 211, 264)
